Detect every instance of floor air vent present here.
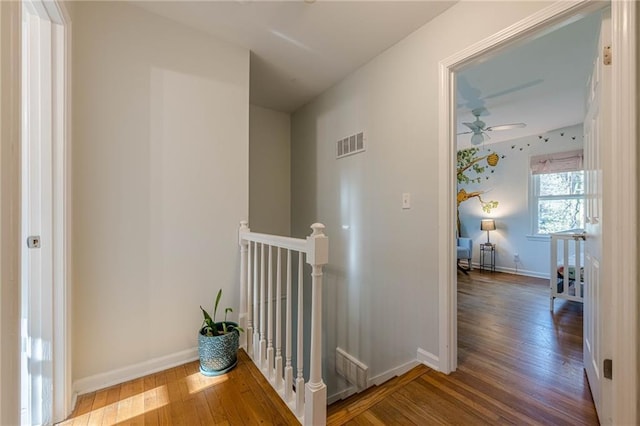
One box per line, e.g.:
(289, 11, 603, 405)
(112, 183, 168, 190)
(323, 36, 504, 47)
(335, 347, 368, 390)
(337, 131, 365, 159)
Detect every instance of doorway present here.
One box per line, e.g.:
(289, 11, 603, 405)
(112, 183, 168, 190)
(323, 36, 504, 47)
(438, 1, 637, 424)
(20, 0, 71, 423)
(452, 9, 601, 421)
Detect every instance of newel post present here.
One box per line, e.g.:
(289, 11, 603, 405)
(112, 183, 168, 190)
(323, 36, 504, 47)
(239, 220, 250, 350)
(305, 223, 328, 425)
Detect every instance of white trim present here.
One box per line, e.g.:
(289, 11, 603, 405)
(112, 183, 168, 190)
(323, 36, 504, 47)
(437, 54, 456, 375)
(327, 386, 357, 405)
(439, 1, 637, 424)
(72, 348, 199, 397)
(366, 359, 419, 388)
(50, 1, 72, 420)
(416, 348, 440, 371)
(0, 2, 22, 424)
(329, 350, 441, 405)
(470, 264, 550, 280)
(525, 234, 551, 242)
(610, 1, 637, 423)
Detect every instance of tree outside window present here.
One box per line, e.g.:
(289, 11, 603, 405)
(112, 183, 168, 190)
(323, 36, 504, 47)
(533, 171, 584, 234)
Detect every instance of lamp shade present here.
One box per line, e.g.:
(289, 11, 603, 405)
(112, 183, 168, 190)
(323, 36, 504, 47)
(480, 219, 496, 231)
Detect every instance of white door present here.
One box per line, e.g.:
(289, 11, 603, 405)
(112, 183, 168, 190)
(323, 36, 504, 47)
(21, 4, 55, 424)
(583, 8, 611, 425)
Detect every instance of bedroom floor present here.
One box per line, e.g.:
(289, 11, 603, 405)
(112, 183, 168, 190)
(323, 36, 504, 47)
(327, 270, 598, 425)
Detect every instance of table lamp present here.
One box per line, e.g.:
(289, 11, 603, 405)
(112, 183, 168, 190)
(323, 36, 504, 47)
(480, 219, 496, 244)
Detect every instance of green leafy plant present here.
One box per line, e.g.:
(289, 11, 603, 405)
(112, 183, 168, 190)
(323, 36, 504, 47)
(200, 289, 245, 337)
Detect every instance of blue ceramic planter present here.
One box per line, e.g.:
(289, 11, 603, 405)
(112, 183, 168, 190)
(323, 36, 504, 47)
(198, 322, 240, 376)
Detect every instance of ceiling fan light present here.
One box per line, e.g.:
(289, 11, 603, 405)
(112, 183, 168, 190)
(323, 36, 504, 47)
(471, 133, 484, 145)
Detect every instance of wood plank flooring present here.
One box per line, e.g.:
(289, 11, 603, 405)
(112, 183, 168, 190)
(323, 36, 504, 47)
(327, 270, 598, 425)
(60, 349, 299, 425)
(62, 270, 598, 425)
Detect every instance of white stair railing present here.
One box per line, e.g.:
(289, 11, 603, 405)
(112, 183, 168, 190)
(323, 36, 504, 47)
(238, 221, 328, 425)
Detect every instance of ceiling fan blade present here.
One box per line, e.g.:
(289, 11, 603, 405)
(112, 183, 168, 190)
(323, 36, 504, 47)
(463, 122, 479, 131)
(457, 131, 473, 135)
(484, 79, 544, 100)
(486, 123, 526, 132)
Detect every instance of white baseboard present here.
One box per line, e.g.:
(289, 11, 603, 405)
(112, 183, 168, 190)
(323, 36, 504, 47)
(72, 347, 199, 396)
(330, 350, 440, 404)
(366, 359, 419, 388)
(471, 263, 549, 279)
(416, 348, 440, 371)
(327, 385, 357, 405)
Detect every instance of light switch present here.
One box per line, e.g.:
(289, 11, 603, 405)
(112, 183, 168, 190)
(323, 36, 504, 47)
(402, 193, 411, 209)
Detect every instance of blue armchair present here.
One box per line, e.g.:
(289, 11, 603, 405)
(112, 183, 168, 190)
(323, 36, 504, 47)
(457, 237, 473, 273)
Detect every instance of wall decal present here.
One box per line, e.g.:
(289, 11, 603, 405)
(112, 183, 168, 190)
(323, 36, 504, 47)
(457, 148, 500, 234)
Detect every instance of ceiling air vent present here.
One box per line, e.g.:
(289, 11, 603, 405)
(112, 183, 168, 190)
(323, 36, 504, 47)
(337, 131, 365, 159)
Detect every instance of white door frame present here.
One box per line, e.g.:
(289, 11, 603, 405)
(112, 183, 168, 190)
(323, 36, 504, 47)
(437, 1, 636, 424)
(2, 0, 72, 423)
(47, 2, 73, 420)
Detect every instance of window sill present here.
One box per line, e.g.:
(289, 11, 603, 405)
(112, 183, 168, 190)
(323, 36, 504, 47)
(526, 234, 551, 242)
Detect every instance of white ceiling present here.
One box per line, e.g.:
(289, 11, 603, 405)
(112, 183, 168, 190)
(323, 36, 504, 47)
(456, 12, 601, 149)
(132, 1, 456, 113)
(130, 1, 599, 133)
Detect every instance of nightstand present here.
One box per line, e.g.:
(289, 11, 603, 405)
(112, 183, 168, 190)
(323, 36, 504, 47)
(479, 243, 496, 272)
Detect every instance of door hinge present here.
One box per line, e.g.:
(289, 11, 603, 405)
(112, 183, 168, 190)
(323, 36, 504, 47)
(603, 358, 613, 380)
(603, 45, 612, 65)
(27, 235, 41, 248)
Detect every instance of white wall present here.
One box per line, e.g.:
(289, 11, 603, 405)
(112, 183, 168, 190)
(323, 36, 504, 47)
(71, 2, 249, 388)
(291, 1, 552, 398)
(458, 124, 584, 277)
(249, 104, 290, 235)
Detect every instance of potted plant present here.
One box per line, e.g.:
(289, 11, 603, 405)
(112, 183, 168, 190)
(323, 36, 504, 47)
(198, 289, 244, 376)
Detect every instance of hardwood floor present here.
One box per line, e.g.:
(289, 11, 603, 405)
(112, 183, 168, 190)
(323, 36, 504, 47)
(62, 270, 598, 425)
(327, 270, 598, 425)
(60, 349, 298, 425)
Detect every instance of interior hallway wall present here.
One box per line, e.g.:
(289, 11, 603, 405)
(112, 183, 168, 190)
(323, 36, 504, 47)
(71, 1, 249, 389)
(290, 0, 553, 399)
(249, 104, 291, 235)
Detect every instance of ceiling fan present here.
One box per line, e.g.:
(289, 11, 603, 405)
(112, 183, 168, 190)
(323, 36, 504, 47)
(458, 108, 526, 145)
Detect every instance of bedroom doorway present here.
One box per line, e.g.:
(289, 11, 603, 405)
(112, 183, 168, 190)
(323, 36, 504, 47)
(453, 6, 606, 422)
(439, 1, 637, 424)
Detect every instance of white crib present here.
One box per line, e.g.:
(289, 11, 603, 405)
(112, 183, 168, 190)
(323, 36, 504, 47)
(549, 230, 585, 311)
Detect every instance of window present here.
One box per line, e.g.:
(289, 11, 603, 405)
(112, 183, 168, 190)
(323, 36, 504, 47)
(530, 150, 585, 235)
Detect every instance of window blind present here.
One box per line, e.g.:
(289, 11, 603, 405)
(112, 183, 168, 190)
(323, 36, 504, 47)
(530, 149, 583, 175)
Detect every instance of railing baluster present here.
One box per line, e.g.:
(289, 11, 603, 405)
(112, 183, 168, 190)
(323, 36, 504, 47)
(275, 247, 283, 390)
(260, 243, 267, 368)
(247, 240, 253, 357)
(296, 251, 304, 417)
(563, 239, 569, 295)
(239, 221, 249, 350)
(285, 249, 293, 402)
(253, 240, 259, 361)
(268, 245, 274, 378)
